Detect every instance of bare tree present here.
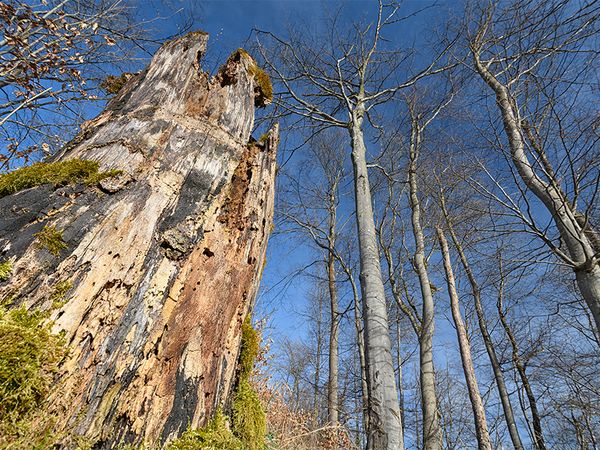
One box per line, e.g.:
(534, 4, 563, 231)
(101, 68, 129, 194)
(257, 3, 454, 446)
(437, 226, 492, 450)
(279, 131, 347, 426)
(494, 252, 546, 450)
(0, 0, 196, 170)
(469, 0, 600, 335)
(438, 187, 526, 450)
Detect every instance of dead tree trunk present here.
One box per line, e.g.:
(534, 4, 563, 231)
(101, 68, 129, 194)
(0, 32, 277, 448)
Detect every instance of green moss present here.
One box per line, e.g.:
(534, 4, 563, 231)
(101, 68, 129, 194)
(248, 64, 273, 107)
(229, 316, 265, 449)
(51, 280, 73, 309)
(238, 315, 260, 380)
(167, 409, 242, 450)
(227, 49, 273, 108)
(0, 304, 66, 426)
(258, 132, 270, 144)
(231, 380, 265, 450)
(35, 225, 68, 257)
(0, 260, 13, 282)
(0, 159, 122, 198)
(168, 316, 265, 449)
(100, 73, 134, 95)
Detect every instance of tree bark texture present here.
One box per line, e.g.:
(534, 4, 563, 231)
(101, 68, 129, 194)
(437, 227, 492, 450)
(350, 106, 403, 450)
(0, 32, 277, 448)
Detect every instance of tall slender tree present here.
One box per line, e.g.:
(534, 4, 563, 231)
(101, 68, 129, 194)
(437, 226, 492, 450)
(258, 3, 454, 446)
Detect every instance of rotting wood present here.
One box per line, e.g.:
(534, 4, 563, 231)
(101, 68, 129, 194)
(0, 31, 277, 448)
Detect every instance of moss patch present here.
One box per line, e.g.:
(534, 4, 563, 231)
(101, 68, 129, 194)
(227, 49, 273, 108)
(167, 316, 265, 449)
(0, 260, 13, 282)
(35, 225, 68, 257)
(248, 64, 273, 107)
(100, 73, 135, 95)
(167, 409, 242, 450)
(238, 315, 260, 380)
(0, 159, 122, 198)
(230, 317, 265, 449)
(231, 380, 265, 449)
(51, 280, 73, 309)
(0, 304, 66, 428)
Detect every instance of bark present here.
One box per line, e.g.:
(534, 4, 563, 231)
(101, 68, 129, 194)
(440, 196, 525, 450)
(437, 227, 492, 450)
(408, 119, 442, 450)
(350, 104, 403, 450)
(0, 32, 277, 448)
(496, 264, 546, 450)
(472, 50, 600, 338)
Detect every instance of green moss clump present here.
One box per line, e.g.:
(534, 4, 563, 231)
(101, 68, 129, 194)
(0, 305, 65, 426)
(248, 64, 273, 107)
(51, 280, 73, 309)
(0, 260, 13, 282)
(230, 316, 265, 449)
(227, 49, 273, 108)
(238, 316, 260, 380)
(168, 316, 265, 449)
(0, 159, 122, 198)
(231, 380, 265, 449)
(167, 409, 242, 450)
(100, 73, 134, 95)
(35, 225, 68, 257)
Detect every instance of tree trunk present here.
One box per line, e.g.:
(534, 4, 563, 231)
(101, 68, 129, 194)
(0, 33, 277, 448)
(437, 227, 492, 450)
(472, 51, 600, 337)
(350, 104, 403, 450)
(314, 287, 324, 425)
(395, 311, 406, 438)
(440, 196, 525, 450)
(496, 261, 546, 450)
(341, 257, 370, 435)
(408, 120, 442, 450)
(327, 196, 340, 426)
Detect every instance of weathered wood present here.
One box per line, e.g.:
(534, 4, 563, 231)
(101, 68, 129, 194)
(0, 32, 277, 447)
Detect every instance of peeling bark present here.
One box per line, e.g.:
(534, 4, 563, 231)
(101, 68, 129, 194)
(0, 32, 277, 448)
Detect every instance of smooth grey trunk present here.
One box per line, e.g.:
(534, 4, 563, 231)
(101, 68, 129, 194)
(350, 104, 403, 450)
(473, 51, 600, 338)
(343, 262, 370, 435)
(408, 119, 442, 450)
(496, 260, 546, 450)
(396, 314, 406, 437)
(441, 196, 525, 450)
(314, 289, 324, 424)
(437, 227, 492, 450)
(327, 199, 340, 426)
